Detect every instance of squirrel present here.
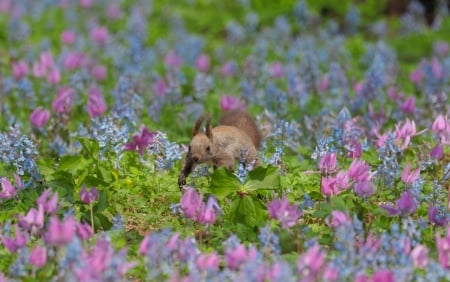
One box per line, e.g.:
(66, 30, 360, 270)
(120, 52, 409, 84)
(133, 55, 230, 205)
(178, 110, 262, 188)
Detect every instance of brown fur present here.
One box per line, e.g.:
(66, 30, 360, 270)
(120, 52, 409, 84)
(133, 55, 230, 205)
(178, 111, 261, 188)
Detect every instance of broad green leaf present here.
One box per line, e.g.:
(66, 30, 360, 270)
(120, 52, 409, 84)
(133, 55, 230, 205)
(47, 171, 75, 201)
(245, 165, 280, 191)
(58, 155, 91, 172)
(75, 137, 100, 160)
(230, 196, 257, 227)
(209, 167, 242, 200)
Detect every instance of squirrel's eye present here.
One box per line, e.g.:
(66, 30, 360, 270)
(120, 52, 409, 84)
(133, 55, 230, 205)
(206, 146, 210, 152)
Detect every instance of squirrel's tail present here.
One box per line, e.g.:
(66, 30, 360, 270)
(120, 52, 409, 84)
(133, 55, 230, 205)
(219, 110, 262, 148)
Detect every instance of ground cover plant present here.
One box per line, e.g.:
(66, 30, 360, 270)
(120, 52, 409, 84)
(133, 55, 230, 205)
(0, 0, 450, 281)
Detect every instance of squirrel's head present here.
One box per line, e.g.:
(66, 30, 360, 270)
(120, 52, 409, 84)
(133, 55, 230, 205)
(189, 114, 214, 163)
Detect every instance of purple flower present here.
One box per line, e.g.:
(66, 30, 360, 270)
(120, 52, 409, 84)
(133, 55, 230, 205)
(432, 115, 449, 136)
(270, 62, 284, 78)
(107, 4, 122, 19)
(225, 244, 257, 270)
(52, 86, 74, 114)
(321, 176, 339, 197)
(139, 235, 150, 255)
(47, 68, 61, 85)
(434, 41, 449, 56)
(76, 222, 94, 240)
(297, 243, 326, 279)
(164, 50, 182, 69)
(19, 204, 44, 232)
(409, 68, 423, 85)
(12, 60, 29, 80)
(430, 143, 444, 160)
(0, 178, 17, 199)
(327, 210, 351, 228)
(428, 206, 447, 226)
(372, 269, 394, 282)
(195, 54, 210, 72)
(401, 162, 420, 184)
(61, 29, 76, 45)
(87, 86, 106, 118)
(381, 190, 417, 217)
(318, 152, 337, 173)
(221, 60, 237, 76)
(123, 126, 157, 155)
(436, 226, 450, 269)
(198, 196, 221, 225)
(267, 196, 302, 229)
(39, 52, 54, 70)
(394, 119, 417, 150)
(348, 159, 371, 182)
(154, 78, 166, 97)
(400, 96, 415, 114)
(63, 52, 84, 70)
(220, 95, 246, 111)
(80, 185, 99, 204)
(37, 189, 58, 214)
(354, 180, 374, 198)
(411, 245, 428, 268)
(431, 57, 443, 79)
(1, 225, 28, 253)
(180, 187, 203, 220)
(45, 216, 76, 246)
(32, 61, 46, 78)
(29, 245, 47, 268)
(91, 65, 107, 81)
(29, 107, 50, 128)
(196, 252, 220, 272)
(90, 26, 109, 44)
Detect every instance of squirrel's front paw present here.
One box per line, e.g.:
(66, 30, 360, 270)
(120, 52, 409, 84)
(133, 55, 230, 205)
(178, 174, 186, 189)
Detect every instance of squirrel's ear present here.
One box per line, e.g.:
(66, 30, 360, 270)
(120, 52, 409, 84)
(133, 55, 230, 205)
(192, 114, 207, 136)
(205, 115, 213, 140)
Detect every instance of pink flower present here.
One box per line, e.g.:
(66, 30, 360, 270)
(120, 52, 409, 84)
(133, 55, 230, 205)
(47, 68, 61, 84)
(221, 60, 237, 76)
(400, 96, 415, 114)
(195, 54, 210, 72)
(318, 151, 337, 173)
(198, 196, 221, 225)
(91, 65, 107, 81)
(411, 245, 428, 268)
(87, 86, 106, 118)
(30, 107, 50, 128)
(327, 210, 351, 228)
(348, 159, 371, 182)
(434, 41, 449, 56)
(297, 243, 326, 279)
(267, 196, 302, 229)
(394, 119, 417, 150)
(52, 86, 74, 114)
(79, 0, 92, 8)
(29, 245, 47, 268)
(45, 215, 76, 246)
(63, 52, 84, 70)
(431, 115, 449, 135)
(37, 189, 58, 214)
(431, 57, 444, 79)
(436, 226, 450, 269)
(90, 26, 109, 44)
(225, 244, 257, 270)
(180, 187, 203, 220)
(164, 50, 182, 69)
(318, 75, 329, 92)
(32, 62, 46, 78)
(401, 162, 420, 184)
(76, 222, 94, 240)
(107, 4, 122, 19)
(154, 78, 166, 97)
(19, 204, 45, 232)
(1, 225, 28, 253)
(372, 269, 394, 282)
(80, 185, 98, 204)
(220, 95, 246, 111)
(354, 180, 374, 198)
(139, 235, 150, 255)
(410, 68, 423, 84)
(0, 178, 17, 199)
(270, 62, 284, 78)
(40, 52, 54, 70)
(61, 30, 76, 45)
(12, 60, 28, 80)
(381, 190, 417, 217)
(196, 252, 220, 271)
(353, 81, 364, 93)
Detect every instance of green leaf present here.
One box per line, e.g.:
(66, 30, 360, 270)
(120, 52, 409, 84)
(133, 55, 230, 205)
(58, 155, 91, 172)
(47, 171, 75, 201)
(230, 196, 256, 227)
(75, 137, 100, 160)
(245, 165, 280, 191)
(209, 167, 242, 200)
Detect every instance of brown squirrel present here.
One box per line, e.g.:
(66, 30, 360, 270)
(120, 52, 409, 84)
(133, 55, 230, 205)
(178, 110, 262, 188)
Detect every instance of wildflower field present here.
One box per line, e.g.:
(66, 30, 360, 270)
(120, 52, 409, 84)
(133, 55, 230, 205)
(1, 0, 450, 281)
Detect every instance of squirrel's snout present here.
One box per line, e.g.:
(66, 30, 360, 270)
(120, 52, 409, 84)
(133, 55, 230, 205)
(192, 156, 200, 163)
